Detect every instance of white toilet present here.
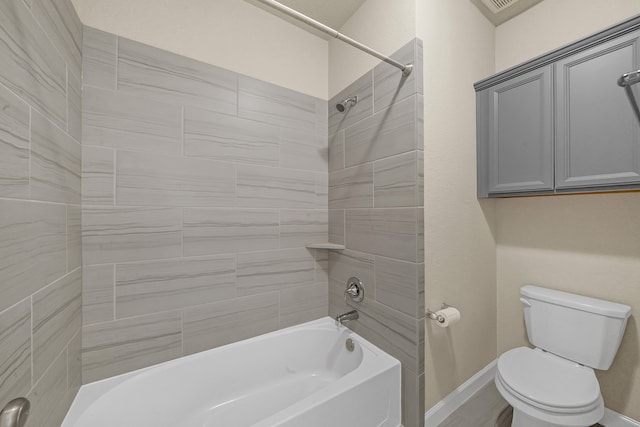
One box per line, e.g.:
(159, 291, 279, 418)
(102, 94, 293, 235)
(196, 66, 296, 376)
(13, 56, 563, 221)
(495, 285, 631, 427)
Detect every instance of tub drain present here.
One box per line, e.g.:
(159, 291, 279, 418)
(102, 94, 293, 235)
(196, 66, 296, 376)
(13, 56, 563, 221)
(345, 338, 355, 352)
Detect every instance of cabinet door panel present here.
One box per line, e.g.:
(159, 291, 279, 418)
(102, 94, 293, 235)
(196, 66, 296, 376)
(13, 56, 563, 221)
(556, 31, 640, 189)
(488, 66, 554, 194)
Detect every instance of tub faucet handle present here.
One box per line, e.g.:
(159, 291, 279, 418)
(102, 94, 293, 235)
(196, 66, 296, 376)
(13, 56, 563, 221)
(344, 277, 364, 303)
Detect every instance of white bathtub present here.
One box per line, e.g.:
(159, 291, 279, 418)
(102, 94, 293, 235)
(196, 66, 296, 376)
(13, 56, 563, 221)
(62, 317, 401, 427)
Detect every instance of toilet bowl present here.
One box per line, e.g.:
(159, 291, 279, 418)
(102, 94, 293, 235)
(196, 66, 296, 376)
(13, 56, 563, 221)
(494, 285, 631, 427)
(495, 347, 603, 427)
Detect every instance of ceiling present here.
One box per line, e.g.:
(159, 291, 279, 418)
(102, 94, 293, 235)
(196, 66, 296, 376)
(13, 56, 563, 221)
(277, 0, 367, 29)
(248, 0, 367, 38)
(250, 0, 544, 39)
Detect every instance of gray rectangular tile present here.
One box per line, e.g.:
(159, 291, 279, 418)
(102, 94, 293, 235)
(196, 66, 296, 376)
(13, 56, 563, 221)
(116, 150, 235, 207)
(329, 164, 374, 209)
(328, 131, 345, 172)
(237, 165, 316, 209)
(82, 206, 182, 265)
(0, 83, 30, 199)
(82, 311, 182, 383)
(82, 26, 117, 90)
(32, 269, 81, 381)
(346, 208, 419, 262)
(328, 210, 345, 245)
(82, 264, 114, 326)
(82, 145, 114, 206)
(328, 249, 375, 295)
(416, 93, 424, 151)
(417, 151, 424, 207)
(280, 283, 328, 328)
(315, 173, 328, 209)
(417, 207, 424, 262)
(0, 299, 31, 409)
(348, 298, 421, 373)
(183, 293, 279, 355)
(31, 110, 81, 204)
(328, 277, 350, 319)
(416, 39, 424, 96)
(115, 255, 236, 318)
(31, 0, 82, 80)
(118, 37, 237, 114)
(280, 128, 328, 172)
(374, 151, 419, 208)
(402, 369, 425, 427)
(183, 208, 279, 256)
(67, 205, 81, 271)
(236, 248, 315, 296)
(238, 75, 317, 132)
(0, 199, 67, 313)
(82, 86, 182, 154)
(184, 106, 280, 166)
(67, 68, 82, 141)
(314, 248, 329, 284)
(67, 331, 82, 405)
(280, 209, 328, 249)
(345, 95, 418, 167)
(317, 98, 328, 134)
(0, 0, 67, 128)
(374, 39, 422, 112)
(27, 347, 68, 427)
(329, 71, 374, 136)
(375, 257, 422, 318)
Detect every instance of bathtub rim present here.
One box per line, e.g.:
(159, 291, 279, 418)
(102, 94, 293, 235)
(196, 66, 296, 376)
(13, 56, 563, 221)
(62, 316, 401, 427)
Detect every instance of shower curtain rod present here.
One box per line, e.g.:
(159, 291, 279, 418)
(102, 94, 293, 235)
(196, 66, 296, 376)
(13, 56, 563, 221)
(254, 0, 413, 77)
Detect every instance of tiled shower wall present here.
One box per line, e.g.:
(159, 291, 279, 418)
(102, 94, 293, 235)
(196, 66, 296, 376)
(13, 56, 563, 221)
(81, 27, 329, 383)
(327, 39, 425, 427)
(0, 0, 82, 425)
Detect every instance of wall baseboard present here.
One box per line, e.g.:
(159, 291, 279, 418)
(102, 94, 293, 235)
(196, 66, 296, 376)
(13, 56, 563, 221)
(601, 408, 640, 427)
(423, 360, 640, 427)
(423, 360, 497, 427)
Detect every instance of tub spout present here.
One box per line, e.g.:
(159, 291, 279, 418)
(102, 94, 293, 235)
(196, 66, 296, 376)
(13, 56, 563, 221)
(335, 310, 359, 326)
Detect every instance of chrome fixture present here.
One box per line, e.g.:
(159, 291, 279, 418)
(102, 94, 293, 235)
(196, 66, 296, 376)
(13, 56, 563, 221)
(254, 0, 413, 77)
(335, 310, 359, 326)
(336, 96, 358, 113)
(618, 69, 640, 124)
(426, 302, 452, 325)
(0, 398, 30, 427)
(344, 277, 364, 303)
(345, 338, 355, 352)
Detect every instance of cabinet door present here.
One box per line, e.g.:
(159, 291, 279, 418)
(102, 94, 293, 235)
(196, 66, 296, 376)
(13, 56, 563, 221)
(487, 66, 554, 195)
(555, 30, 640, 189)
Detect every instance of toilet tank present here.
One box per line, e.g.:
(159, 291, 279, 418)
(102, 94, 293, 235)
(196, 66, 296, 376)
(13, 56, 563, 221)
(520, 285, 631, 370)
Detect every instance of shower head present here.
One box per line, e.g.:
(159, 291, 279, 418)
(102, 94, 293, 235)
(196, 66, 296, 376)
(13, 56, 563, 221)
(336, 96, 358, 113)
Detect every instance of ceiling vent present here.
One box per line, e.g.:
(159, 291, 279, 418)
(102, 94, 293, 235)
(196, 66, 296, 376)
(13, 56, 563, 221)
(481, 0, 520, 14)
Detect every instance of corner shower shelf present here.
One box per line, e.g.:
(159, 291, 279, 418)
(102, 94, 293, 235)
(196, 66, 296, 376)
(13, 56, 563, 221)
(305, 243, 345, 250)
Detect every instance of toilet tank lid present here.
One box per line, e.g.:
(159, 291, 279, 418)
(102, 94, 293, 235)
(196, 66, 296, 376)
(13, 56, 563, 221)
(521, 285, 631, 319)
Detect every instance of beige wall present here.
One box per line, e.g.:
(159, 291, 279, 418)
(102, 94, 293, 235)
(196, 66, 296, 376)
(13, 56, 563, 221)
(71, 0, 328, 99)
(496, 0, 640, 71)
(495, 0, 640, 419)
(417, 0, 497, 410)
(328, 0, 415, 97)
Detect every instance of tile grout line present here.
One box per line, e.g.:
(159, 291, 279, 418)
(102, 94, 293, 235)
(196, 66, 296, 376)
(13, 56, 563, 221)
(112, 264, 116, 322)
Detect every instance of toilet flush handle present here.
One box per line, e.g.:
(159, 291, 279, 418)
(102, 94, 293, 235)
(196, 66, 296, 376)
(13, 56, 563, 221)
(520, 297, 532, 307)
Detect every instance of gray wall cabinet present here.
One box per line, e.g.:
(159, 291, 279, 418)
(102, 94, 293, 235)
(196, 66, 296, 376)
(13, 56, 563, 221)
(486, 66, 554, 195)
(476, 16, 640, 198)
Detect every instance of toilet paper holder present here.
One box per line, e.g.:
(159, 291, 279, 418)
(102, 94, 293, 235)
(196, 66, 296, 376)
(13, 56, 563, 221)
(426, 303, 455, 324)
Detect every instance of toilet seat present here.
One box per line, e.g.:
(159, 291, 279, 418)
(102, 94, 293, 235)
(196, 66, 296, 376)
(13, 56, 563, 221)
(498, 347, 601, 412)
(495, 347, 604, 426)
